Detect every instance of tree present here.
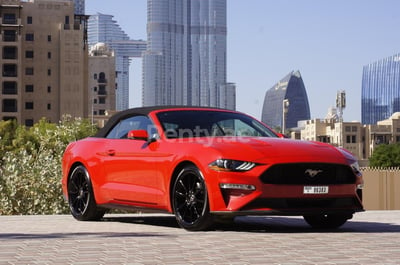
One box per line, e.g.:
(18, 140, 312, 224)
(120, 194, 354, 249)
(369, 143, 400, 167)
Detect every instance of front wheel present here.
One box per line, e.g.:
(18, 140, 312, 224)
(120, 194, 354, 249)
(303, 214, 352, 229)
(172, 166, 214, 231)
(67, 165, 105, 221)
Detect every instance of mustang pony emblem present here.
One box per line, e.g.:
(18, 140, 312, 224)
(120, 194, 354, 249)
(305, 169, 323, 178)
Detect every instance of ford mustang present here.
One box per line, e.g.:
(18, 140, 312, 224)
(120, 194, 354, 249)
(62, 106, 364, 231)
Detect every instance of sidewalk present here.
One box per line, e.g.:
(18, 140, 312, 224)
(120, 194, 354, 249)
(1, 211, 400, 264)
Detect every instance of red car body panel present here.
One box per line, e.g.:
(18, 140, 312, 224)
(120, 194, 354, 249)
(62, 107, 363, 222)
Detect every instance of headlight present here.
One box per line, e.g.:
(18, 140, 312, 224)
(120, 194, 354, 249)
(209, 159, 256, 172)
(351, 161, 361, 175)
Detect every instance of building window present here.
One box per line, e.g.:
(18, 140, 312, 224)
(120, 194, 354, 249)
(2, 99, 17, 112)
(3, 82, 17, 95)
(346, 135, 357, 143)
(93, 99, 97, 104)
(26, 33, 34, 41)
(3, 64, 17, 77)
(3, 116, 16, 121)
(3, 13, 16, 24)
(98, 72, 106, 83)
(47, 103, 51, 110)
(27, 16, 33, 24)
(25, 102, 34, 110)
(99, 97, 106, 104)
(25, 119, 34, 127)
(48, 35, 52, 42)
(65, 16, 70, 24)
(48, 52, 51, 59)
(25, 85, 34, 92)
(47, 69, 51, 76)
(94, 73, 97, 79)
(98, 85, 106, 95)
(25, 68, 34, 75)
(352, 126, 357, 132)
(3, 46, 17, 59)
(25, 50, 34, 58)
(47, 86, 51, 93)
(99, 110, 106, 115)
(4, 30, 17, 42)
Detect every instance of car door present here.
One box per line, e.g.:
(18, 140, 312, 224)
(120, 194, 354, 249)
(100, 115, 162, 206)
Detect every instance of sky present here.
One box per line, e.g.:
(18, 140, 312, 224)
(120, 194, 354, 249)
(86, 0, 400, 122)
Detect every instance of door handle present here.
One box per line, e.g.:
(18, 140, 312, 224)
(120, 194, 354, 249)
(107, 149, 116, 156)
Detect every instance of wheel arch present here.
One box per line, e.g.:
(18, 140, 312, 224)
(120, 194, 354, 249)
(169, 160, 201, 213)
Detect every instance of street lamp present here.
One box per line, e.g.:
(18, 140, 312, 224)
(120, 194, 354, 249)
(282, 99, 289, 134)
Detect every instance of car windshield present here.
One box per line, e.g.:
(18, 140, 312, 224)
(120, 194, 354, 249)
(156, 110, 278, 139)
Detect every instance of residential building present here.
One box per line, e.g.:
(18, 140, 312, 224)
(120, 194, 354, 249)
(362, 53, 400, 125)
(87, 13, 146, 111)
(0, 0, 88, 125)
(261, 70, 311, 131)
(88, 42, 116, 127)
(298, 112, 400, 164)
(143, 0, 235, 109)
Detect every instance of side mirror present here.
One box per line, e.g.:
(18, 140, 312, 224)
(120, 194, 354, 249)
(276, 133, 287, 138)
(127, 130, 149, 141)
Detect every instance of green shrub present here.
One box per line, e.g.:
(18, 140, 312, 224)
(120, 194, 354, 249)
(0, 116, 97, 215)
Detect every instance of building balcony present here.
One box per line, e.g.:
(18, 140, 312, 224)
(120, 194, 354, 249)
(0, 18, 22, 27)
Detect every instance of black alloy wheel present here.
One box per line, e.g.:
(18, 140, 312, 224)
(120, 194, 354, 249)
(67, 165, 105, 221)
(303, 214, 351, 229)
(172, 166, 214, 231)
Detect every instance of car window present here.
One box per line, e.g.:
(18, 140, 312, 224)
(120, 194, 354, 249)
(106, 115, 154, 139)
(157, 110, 277, 139)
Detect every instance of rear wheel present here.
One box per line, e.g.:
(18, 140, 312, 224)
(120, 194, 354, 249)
(67, 165, 105, 221)
(172, 166, 214, 231)
(303, 214, 352, 229)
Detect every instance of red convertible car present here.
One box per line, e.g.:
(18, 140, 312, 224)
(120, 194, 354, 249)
(62, 106, 364, 231)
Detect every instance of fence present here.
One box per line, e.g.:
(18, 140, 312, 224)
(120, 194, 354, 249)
(361, 168, 400, 210)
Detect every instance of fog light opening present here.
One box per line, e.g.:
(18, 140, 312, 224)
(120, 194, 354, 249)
(220, 183, 256, 191)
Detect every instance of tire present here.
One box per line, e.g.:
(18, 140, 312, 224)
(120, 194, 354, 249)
(303, 214, 352, 229)
(172, 166, 214, 231)
(67, 165, 105, 221)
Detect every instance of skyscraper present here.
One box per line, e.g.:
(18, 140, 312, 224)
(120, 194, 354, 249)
(87, 13, 146, 110)
(261, 71, 311, 130)
(143, 0, 235, 109)
(73, 0, 85, 14)
(361, 53, 400, 125)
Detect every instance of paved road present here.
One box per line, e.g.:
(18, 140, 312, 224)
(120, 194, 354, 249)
(1, 211, 400, 265)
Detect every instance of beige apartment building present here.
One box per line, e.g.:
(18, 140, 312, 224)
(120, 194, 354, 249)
(0, 0, 88, 125)
(88, 42, 116, 128)
(297, 112, 400, 165)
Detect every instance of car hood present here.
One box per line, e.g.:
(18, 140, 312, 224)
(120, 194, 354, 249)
(206, 137, 350, 164)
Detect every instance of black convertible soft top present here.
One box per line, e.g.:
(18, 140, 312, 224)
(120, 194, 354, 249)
(94, 105, 227, 138)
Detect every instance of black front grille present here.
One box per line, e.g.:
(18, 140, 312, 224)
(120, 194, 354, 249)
(260, 163, 356, 185)
(243, 197, 361, 211)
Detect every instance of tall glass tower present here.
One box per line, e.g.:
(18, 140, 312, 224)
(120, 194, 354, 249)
(361, 53, 400, 125)
(261, 71, 311, 130)
(73, 0, 85, 14)
(143, 0, 235, 109)
(88, 13, 146, 110)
